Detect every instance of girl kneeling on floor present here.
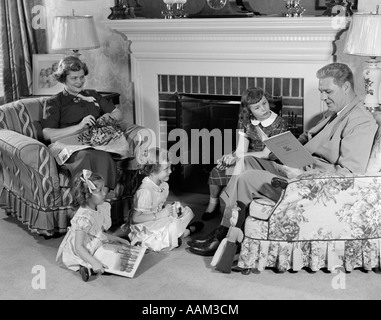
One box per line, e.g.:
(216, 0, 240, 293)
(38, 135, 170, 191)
(125, 147, 204, 252)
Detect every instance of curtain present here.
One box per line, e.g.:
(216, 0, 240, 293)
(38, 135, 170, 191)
(0, 0, 46, 102)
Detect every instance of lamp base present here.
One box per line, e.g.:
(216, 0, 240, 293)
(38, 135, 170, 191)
(363, 58, 381, 111)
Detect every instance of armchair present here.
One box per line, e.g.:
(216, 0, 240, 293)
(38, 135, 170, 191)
(0, 97, 154, 237)
(237, 112, 381, 273)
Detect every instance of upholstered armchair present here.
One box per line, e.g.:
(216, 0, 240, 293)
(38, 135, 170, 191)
(0, 97, 154, 237)
(237, 112, 381, 273)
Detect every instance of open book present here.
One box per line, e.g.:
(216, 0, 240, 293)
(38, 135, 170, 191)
(263, 131, 316, 168)
(93, 242, 146, 278)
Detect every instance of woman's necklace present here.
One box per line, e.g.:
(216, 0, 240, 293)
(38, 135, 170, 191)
(64, 88, 82, 103)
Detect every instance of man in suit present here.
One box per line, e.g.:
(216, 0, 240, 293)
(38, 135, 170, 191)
(188, 62, 378, 256)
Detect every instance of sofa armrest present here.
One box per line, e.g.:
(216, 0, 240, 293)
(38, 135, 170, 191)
(0, 130, 61, 205)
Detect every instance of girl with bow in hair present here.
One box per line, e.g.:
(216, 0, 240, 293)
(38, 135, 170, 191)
(56, 170, 129, 282)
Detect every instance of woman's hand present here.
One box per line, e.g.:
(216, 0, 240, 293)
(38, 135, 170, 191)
(216, 154, 237, 170)
(79, 115, 96, 130)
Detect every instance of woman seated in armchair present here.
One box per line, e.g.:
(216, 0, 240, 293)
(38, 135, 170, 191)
(41, 55, 125, 191)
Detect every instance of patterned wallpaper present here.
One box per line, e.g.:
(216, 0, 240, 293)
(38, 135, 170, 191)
(43, 0, 134, 128)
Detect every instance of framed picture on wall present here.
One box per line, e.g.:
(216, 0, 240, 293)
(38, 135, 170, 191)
(315, 0, 358, 11)
(32, 54, 65, 95)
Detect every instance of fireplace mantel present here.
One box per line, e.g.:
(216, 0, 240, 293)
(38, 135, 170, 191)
(103, 17, 349, 139)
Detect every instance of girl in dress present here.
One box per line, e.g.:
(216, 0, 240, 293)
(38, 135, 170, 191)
(56, 169, 129, 281)
(201, 87, 288, 221)
(127, 148, 204, 252)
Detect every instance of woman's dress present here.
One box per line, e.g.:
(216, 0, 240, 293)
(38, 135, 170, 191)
(42, 89, 118, 188)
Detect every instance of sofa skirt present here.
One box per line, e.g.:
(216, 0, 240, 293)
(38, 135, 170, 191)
(238, 236, 381, 272)
(0, 188, 72, 236)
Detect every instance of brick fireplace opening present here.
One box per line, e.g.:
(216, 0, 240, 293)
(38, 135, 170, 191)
(159, 74, 304, 193)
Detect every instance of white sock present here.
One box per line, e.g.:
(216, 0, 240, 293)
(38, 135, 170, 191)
(206, 197, 219, 213)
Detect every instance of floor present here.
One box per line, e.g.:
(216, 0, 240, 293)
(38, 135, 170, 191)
(1, 191, 381, 301)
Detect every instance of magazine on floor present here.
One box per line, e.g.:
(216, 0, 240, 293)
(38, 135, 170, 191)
(93, 242, 146, 278)
(263, 131, 316, 168)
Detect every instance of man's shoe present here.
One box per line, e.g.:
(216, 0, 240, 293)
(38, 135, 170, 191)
(188, 239, 220, 256)
(187, 225, 228, 247)
(201, 204, 220, 221)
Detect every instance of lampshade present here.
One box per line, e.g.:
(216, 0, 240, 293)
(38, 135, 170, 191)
(344, 12, 381, 112)
(51, 14, 100, 53)
(344, 13, 381, 57)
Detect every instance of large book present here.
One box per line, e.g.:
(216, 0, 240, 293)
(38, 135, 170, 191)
(93, 242, 146, 278)
(263, 131, 316, 168)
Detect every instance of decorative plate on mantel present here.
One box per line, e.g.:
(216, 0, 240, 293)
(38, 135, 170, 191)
(188, 0, 261, 18)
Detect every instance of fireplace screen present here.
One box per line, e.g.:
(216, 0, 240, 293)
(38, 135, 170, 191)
(158, 74, 304, 193)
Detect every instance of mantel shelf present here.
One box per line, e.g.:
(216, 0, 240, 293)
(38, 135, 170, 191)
(103, 16, 349, 38)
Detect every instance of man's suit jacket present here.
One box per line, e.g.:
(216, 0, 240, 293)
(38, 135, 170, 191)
(298, 96, 378, 174)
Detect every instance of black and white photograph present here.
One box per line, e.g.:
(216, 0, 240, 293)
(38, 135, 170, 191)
(1, 0, 381, 306)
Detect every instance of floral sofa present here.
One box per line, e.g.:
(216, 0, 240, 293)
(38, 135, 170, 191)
(237, 112, 381, 273)
(0, 97, 154, 236)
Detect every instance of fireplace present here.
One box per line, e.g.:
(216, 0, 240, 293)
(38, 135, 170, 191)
(158, 74, 304, 192)
(103, 16, 348, 192)
(104, 17, 348, 144)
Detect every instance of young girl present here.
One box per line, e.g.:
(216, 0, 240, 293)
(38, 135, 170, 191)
(126, 148, 204, 252)
(56, 169, 129, 281)
(202, 87, 288, 221)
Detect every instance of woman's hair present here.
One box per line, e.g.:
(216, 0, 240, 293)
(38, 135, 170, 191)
(316, 62, 354, 89)
(54, 55, 89, 83)
(139, 147, 172, 177)
(71, 171, 104, 209)
(239, 87, 274, 123)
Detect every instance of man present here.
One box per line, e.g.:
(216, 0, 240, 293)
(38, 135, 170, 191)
(188, 62, 378, 256)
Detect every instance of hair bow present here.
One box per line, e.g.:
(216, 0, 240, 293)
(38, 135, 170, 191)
(80, 169, 97, 193)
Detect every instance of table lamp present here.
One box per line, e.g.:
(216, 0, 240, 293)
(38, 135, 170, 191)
(51, 10, 100, 57)
(344, 10, 381, 112)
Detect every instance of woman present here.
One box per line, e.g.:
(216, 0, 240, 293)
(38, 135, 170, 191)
(41, 55, 124, 190)
(202, 87, 288, 221)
